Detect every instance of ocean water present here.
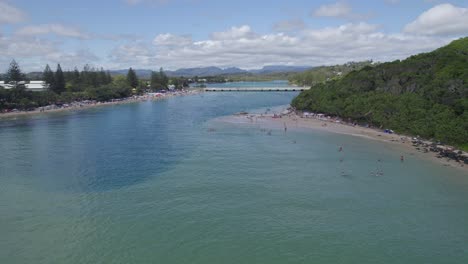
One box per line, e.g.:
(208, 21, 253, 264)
(0, 91, 467, 263)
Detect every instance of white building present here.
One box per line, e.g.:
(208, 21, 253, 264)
(0, 81, 14, 89)
(25, 81, 48, 92)
(0, 80, 48, 91)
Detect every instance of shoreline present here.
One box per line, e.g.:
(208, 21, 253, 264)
(0, 90, 200, 120)
(220, 110, 468, 173)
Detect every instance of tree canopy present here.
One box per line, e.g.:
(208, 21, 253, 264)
(292, 37, 468, 148)
(150, 68, 169, 91)
(5, 60, 23, 83)
(43, 64, 55, 90)
(288, 61, 375, 87)
(126, 68, 139, 88)
(1, 62, 131, 111)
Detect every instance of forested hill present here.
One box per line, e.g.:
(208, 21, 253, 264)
(292, 37, 468, 148)
(288, 61, 375, 87)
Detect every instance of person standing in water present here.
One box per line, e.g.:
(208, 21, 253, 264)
(376, 159, 384, 176)
(400, 155, 404, 162)
(338, 146, 346, 176)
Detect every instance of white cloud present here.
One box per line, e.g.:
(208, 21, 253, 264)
(211, 25, 257, 40)
(109, 42, 155, 67)
(273, 19, 306, 32)
(15, 24, 90, 39)
(312, 1, 369, 20)
(404, 4, 468, 36)
(153, 33, 192, 46)
(313, 2, 352, 18)
(98, 33, 141, 41)
(303, 23, 379, 40)
(0, 2, 460, 73)
(0, 33, 99, 71)
(0, 1, 27, 24)
(0, 36, 56, 58)
(0, 19, 457, 72)
(45, 49, 99, 68)
(108, 23, 452, 70)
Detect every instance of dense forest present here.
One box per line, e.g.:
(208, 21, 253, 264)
(0, 62, 187, 111)
(292, 37, 468, 149)
(288, 61, 375, 87)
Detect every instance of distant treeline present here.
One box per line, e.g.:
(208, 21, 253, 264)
(0, 61, 189, 111)
(292, 37, 468, 149)
(288, 61, 375, 87)
(185, 71, 305, 83)
(225, 72, 300, 82)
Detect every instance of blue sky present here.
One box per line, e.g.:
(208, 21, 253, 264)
(0, 0, 467, 71)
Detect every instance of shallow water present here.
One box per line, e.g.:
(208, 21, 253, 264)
(1, 91, 467, 263)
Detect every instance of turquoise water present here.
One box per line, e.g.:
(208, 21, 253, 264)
(1, 92, 467, 263)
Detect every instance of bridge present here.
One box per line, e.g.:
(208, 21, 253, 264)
(203, 87, 309, 92)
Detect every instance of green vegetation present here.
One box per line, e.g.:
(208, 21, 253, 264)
(188, 71, 307, 83)
(150, 68, 169, 90)
(224, 72, 300, 82)
(169, 76, 190, 90)
(43, 65, 55, 90)
(0, 61, 191, 111)
(64, 65, 113, 92)
(0, 62, 133, 111)
(4, 60, 24, 85)
(288, 61, 375, 87)
(126, 67, 139, 88)
(54, 64, 66, 94)
(292, 37, 468, 147)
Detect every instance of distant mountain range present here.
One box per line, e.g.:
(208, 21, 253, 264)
(248, 66, 312, 75)
(109, 66, 313, 78)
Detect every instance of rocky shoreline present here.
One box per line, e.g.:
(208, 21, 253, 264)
(412, 139, 468, 165)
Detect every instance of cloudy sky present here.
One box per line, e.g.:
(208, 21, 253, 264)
(0, 0, 467, 71)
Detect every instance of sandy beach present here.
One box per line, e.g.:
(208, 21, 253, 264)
(221, 111, 468, 173)
(0, 90, 200, 120)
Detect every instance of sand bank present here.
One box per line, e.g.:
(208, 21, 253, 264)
(220, 111, 468, 173)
